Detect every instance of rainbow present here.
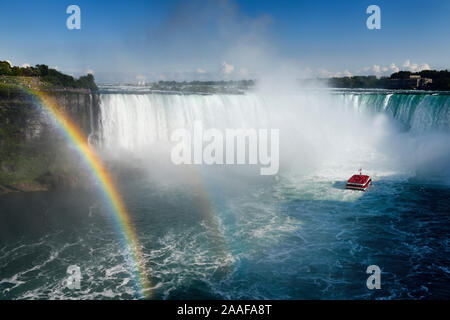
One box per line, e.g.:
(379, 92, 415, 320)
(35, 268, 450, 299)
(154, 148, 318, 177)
(27, 89, 151, 299)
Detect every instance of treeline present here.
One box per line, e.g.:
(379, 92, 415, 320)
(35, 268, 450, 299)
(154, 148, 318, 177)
(327, 70, 450, 90)
(391, 70, 450, 79)
(327, 76, 389, 89)
(150, 80, 256, 94)
(390, 70, 450, 90)
(155, 80, 255, 87)
(0, 61, 98, 90)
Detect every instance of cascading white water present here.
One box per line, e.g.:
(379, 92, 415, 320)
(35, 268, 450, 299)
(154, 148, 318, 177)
(98, 90, 450, 180)
(99, 93, 270, 153)
(337, 92, 450, 131)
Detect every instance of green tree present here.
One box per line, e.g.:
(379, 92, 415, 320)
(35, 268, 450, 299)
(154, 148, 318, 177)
(0, 61, 12, 75)
(36, 64, 49, 77)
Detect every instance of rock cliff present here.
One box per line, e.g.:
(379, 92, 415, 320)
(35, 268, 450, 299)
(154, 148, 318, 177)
(0, 89, 100, 194)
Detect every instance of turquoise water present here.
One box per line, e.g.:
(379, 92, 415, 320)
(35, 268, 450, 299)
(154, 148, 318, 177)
(1, 89, 449, 299)
(1, 171, 449, 299)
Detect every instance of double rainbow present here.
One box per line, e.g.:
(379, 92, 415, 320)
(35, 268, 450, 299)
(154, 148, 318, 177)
(28, 89, 151, 299)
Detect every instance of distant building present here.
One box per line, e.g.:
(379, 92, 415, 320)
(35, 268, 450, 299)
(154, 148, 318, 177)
(420, 77, 433, 87)
(389, 75, 433, 89)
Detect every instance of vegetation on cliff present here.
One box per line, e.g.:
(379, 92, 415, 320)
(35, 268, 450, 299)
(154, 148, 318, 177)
(0, 61, 98, 91)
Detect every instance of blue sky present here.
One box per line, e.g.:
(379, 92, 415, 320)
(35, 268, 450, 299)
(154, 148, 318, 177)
(0, 0, 449, 82)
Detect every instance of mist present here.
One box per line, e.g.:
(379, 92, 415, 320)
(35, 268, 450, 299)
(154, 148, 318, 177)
(95, 83, 450, 189)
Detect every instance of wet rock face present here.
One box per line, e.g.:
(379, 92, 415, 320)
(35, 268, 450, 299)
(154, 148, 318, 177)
(0, 91, 100, 143)
(0, 90, 101, 193)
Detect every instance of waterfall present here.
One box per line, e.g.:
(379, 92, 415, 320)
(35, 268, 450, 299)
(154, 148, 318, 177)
(337, 92, 450, 132)
(87, 94, 96, 147)
(99, 92, 450, 150)
(99, 93, 270, 152)
(97, 90, 450, 178)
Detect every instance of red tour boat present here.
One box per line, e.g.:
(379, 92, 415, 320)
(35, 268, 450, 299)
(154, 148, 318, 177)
(346, 169, 372, 191)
